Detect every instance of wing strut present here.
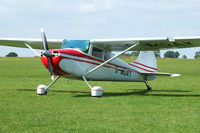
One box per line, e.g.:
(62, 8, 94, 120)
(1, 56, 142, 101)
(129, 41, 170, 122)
(24, 43, 40, 56)
(84, 41, 139, 76)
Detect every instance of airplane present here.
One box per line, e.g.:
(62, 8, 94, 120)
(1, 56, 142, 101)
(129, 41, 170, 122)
(0, 28, 200, 96)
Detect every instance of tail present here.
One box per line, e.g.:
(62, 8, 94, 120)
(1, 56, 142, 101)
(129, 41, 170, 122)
(129, 51, 181, 78)
(129, 51, 158, 73)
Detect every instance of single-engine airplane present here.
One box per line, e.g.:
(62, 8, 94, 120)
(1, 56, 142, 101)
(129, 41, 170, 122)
(1, 29, 200, 96)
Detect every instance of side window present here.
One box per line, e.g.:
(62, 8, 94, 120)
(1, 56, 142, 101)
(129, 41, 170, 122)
(104, 52, 114, 60)
(92, 47, 103, 59)
(104, 52, 111, 60)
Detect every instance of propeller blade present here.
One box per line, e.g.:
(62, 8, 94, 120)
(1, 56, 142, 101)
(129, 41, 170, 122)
(41, 28, 49, 50)
(40, 28, 54, 80)
(47, 57, 54, 80)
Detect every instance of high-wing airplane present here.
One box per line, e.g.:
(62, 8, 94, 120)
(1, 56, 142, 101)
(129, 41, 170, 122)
(1, 29, 200, 96)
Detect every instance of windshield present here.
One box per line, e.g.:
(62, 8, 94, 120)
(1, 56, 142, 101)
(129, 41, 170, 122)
(61, 40, 90, 53)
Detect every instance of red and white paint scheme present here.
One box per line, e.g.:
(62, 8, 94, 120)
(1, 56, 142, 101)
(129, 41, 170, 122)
(1, 28, 200, 96)
(41, 49, 158, 81)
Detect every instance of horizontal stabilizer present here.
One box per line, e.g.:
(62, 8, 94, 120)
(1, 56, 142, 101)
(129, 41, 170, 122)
(140, 72, 181, 77)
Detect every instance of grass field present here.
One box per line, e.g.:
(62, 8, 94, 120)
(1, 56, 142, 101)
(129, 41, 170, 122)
(0, 57, 200, 133)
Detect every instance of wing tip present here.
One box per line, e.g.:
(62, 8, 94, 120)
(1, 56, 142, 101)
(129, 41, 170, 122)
(170, 74, 181, 77)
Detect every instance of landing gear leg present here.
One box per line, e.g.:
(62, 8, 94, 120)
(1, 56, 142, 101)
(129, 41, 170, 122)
(46, 76, 60, 91)
(37, 76, 60, 95)
(82, 76, 92, 89)
(82, 76, 104, 97)
(144, 80, 152, 91)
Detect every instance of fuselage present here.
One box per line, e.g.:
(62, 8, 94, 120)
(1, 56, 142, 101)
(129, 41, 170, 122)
(41, 48, 153, 82)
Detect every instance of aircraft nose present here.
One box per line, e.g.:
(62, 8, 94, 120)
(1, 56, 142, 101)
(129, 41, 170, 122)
(41, 50, 60, 57)
(52, 50, 60, 57)
(40, 49, 68, 76)
(41, 50, 52, 57)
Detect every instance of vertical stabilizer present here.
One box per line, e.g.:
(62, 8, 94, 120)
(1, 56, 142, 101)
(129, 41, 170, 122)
(129, 51, 157, 73)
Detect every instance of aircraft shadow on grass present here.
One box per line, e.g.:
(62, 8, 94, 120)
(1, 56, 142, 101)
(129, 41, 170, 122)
(18, 89, 200, 98)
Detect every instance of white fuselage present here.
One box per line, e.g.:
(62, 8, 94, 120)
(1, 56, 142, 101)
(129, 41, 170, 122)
(57, 49, 145, 81)
(41, 48, 156, 82)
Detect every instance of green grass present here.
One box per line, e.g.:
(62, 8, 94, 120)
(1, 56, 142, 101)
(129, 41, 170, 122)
(0, 57, 200, 133)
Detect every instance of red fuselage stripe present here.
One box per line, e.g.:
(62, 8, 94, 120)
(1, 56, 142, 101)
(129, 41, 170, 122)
(133, 61, 157, 70)
(61, 56, 112, 68)
(58, 49, 129, 70)
(59, 55, 139, 73)
(129, 63, 155, 72)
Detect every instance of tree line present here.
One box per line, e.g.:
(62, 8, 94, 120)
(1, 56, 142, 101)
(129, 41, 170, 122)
(4, 51, 200, 59)
(121, 51, 200, 59)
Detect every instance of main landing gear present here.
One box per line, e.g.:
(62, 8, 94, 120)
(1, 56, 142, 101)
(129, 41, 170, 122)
(144, 80, 152, 91)
(36, 75, 104, 97)
(37, 76, 60, 95)
(82, 76, 104, 97)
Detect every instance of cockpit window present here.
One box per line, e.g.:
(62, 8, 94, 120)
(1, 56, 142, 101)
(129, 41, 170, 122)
(61, 40, 90, 53)
(104, 52, 112, 60)
(92, 47, 103, 59)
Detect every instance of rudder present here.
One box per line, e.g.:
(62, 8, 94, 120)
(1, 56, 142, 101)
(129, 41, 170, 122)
(130, 51, 157, 72)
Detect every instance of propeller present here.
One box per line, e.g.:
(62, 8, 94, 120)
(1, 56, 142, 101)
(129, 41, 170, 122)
(41, 28, 54, 80)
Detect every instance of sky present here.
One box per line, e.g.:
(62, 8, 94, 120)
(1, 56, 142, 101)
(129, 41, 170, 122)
(0, 0, 200, 58)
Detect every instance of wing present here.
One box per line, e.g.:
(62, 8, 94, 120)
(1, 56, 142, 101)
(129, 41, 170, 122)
(1, 36, 200, 51)
(90, 36, 200, 51)
(0, 38, 63, 49)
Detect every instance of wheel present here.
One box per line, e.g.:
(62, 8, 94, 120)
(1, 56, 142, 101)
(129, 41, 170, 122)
(147, 86, 152, 91)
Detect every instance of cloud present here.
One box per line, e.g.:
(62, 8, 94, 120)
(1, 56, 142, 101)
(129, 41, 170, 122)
(131, 0, 200, 12)
(0, 0, 200, 38)
(78, 0, 122, 13)
(79, 2, 96, 12)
